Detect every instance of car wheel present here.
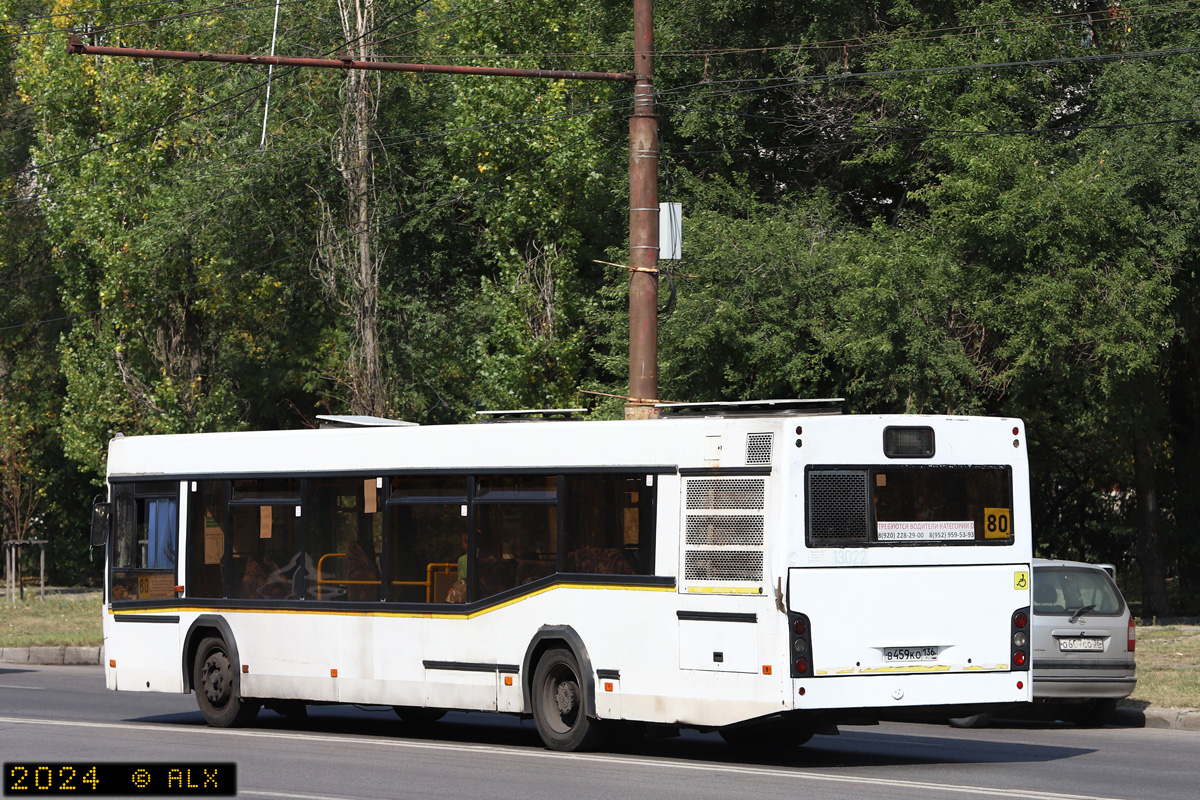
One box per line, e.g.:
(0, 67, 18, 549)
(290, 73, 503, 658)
(948, 711, 994, 729)
(1067, 698, 1118, 727)
(194, 636, 259, 727)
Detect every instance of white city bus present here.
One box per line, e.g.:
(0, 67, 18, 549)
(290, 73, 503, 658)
(90, 400, 1033, 750)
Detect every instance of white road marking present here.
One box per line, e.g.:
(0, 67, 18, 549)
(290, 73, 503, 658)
(0, 716, 1127, 800)
(0, 684, 43, 689)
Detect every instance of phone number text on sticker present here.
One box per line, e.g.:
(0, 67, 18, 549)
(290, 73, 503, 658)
(877, 521, 975, 541)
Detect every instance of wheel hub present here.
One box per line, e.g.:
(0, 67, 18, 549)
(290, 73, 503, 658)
(202, 653, 231, 704)
(555, 681, 578, 715)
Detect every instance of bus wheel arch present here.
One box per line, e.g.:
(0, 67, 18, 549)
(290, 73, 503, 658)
(182, 615, 241, 693)
(521, 625, 596, 718)
(522, 626, 607, 751)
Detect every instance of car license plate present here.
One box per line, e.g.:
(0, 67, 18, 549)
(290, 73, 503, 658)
(882, 646, 939, 662)
(1059, 637, 1104, 651)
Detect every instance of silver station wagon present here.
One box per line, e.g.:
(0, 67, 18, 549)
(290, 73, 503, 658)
(1029, 558, 1137, 724)
(950, 558, 1137, 727)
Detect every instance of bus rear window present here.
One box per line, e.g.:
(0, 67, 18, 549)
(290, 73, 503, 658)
(807, 466, 1013, 546)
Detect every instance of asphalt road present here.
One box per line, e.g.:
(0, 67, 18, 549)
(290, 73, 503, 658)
(2, 665, 1196, 800)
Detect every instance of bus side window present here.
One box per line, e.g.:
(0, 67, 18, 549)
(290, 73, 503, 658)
(186, 480, 227, 598)
(562, 474, 654, 576)
(474, 475, 557, 600)
(385, 475, 468, 603)
(305, 477, 383, 602)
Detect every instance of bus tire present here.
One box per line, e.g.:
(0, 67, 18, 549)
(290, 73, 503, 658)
(948, 711, 994, 729)
(531, 647, 606, 752)
(194, 636, 259, 727)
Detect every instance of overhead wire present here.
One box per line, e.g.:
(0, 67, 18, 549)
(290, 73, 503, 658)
(1, 0, 431, 183)
(659, 101, 1200, 143)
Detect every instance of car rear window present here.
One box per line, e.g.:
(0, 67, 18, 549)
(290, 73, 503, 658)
(1033, 567, 1124, 616)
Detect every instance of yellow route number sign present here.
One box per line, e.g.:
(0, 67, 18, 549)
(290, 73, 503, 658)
(1014, 571, 1029, 591)
(983, 507, 1012, 539)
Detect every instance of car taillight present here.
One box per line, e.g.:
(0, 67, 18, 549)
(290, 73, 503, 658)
(1128, 616, 1136, 653)
(1011, 607, 1030, 672)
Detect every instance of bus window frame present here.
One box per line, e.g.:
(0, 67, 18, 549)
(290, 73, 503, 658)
(805, 463, 1015, 548)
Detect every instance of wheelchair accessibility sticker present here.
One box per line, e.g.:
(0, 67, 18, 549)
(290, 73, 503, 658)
(1014, 571, 1029, 590)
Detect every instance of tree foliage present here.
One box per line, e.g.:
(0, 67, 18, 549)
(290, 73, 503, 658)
(1, 0, 1198, 610)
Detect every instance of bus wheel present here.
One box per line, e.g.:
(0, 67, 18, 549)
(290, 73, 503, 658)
(531, 647, 606, 751)
(392, 706, 446, 724)
(948, 711, 994, 729)
(194, 637, 259, 727)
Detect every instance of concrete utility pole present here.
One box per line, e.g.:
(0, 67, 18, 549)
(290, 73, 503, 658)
(67, 0, 661, 417)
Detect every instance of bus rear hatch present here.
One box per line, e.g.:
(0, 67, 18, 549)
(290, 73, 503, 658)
(789, 564, 1028, 675)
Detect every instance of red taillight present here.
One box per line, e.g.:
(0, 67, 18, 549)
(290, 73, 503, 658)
(1013, 650, 1027, 667)
(1128, 616, 1136, 653)
(794, 657, 808, 673)
(1014, 611, 1028, 629)
(793, 619, 807, 635)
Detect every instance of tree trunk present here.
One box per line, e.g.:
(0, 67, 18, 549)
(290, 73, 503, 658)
(315, 0, 385, 417)
(1133, 435, 1170, 616)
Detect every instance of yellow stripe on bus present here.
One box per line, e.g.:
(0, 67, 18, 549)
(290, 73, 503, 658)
(107, 582, 676, 621)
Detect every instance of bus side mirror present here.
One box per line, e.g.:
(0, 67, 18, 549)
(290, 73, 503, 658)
(90, 501, 112, 547)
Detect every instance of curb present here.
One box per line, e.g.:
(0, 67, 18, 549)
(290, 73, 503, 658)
(1128, 707, 1200, 731)
(0, 646, 103, 666)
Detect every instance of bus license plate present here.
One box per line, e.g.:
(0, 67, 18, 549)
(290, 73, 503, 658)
(882, 646, 939, 662)
(1059, 637, 1104, 651)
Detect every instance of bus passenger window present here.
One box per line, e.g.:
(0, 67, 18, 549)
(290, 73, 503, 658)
(229, 503, 303, 600)
(562, 474, 654, 575)
(385, 475, 468, 603)
(186, 480, 227, 598)
(306, 477, 383, 602)
(474, 475, 557, 600)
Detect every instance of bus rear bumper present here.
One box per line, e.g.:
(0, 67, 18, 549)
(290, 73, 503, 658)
(791, 670, 1031, 711)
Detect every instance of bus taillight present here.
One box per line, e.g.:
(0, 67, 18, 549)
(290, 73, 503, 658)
(789, 613, 814, 678)
(1011, 607, 1030, 672)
